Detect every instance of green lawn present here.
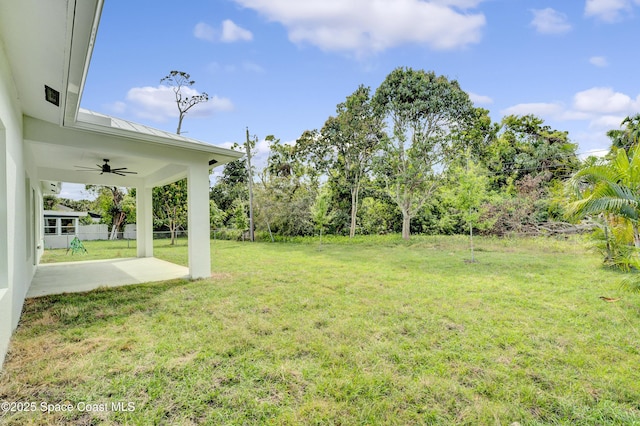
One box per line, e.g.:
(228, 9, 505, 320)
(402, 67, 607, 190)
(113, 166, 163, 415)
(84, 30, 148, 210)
(1, 235, 639, 425)
(38, 237, 187, 264)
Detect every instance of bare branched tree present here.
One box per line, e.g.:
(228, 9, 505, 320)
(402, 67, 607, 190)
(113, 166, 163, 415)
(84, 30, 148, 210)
(160, 70, 209, 135)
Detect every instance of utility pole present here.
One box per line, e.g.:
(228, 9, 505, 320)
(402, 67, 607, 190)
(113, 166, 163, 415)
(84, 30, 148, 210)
(245, 127, 255, 242)
(466, 146, 474, 263)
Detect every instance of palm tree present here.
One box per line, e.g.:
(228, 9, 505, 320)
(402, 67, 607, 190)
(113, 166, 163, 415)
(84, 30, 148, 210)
(567, 144, 640, 247)
(606, 114, 640, 151)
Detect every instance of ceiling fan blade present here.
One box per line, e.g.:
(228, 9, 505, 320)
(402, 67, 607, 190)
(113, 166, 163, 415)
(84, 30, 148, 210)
(75, 161, 138, 176)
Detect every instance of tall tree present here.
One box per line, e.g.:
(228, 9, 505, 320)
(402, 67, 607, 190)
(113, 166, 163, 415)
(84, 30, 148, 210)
(297, 85, 383, 238)
(160, 70, 209, 135)
(210, 156, 249, 219)
(373, 67, 474, 240)
(87, 185, 132, 240)
(209, 200, 227, 230)
(154, 70, 210, 244)
(153, 179, 188, 245)
(253, 136, 316, 237)
(487, 114, 579, 188)
(447, 107, 499, 167)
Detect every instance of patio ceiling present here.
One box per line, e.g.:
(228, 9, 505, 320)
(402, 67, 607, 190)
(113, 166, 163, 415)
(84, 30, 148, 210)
(25, 111, 241, 189)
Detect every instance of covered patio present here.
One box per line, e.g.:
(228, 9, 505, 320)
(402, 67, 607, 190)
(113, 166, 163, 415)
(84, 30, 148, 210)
(27, 257, 189, 298)
(26, 109, 241, 283)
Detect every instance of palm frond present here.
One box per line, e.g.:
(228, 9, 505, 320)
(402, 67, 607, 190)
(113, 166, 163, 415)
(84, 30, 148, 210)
(629, 144, 640, 183)
(620, 274, 640, 293)
(571, 164, 622, 186)
(567, 181, 640, 220)
(612, 147, 631, 181)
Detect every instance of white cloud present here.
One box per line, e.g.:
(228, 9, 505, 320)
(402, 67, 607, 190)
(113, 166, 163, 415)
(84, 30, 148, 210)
(501, 87, 640, 152)
(502, 88, 640, 121)
(589, 56, 608, 67)
(231, 0, 486, 54)
(221, 19, 253, 42)
(194, 20, 253, 43)
(530, 8, 572, 34)
(431, 0, 484, 7)
(109, 101, 127, 115)
(194, 22, 217, 42)
(501, 102, 564, 117)
(572, 87, 640, 114)
(584, 0, 640, 22)
(468, 92, 493, 105)
(558, 110, 593, 121)
(122, 85, 233, 123)
(588, 114, 627, 130)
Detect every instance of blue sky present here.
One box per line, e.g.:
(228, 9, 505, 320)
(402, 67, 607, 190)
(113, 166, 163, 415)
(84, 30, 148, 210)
(63, 0, 640, 198)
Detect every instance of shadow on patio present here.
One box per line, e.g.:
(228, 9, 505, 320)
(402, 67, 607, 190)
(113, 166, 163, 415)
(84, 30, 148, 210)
(28, 257, 190, 298)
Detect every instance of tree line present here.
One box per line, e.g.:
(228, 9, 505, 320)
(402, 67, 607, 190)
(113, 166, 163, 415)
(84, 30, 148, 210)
(47, 66, 640, 279)
(212, 66, 582, 241)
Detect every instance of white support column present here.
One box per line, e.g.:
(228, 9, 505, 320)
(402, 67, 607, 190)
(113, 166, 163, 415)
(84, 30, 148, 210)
(187, 163, 211, 279)
(136, 186, 153, 258)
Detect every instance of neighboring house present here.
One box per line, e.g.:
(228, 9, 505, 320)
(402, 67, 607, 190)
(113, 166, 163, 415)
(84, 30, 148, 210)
(43, 210, 88, 249)
(43, 210, 108, 247)
(0, 0, 242, 366)
(88, 212, 102, 223)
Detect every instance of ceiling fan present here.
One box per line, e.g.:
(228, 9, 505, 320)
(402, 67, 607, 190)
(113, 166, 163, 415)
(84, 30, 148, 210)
(75, 159, 138, 177)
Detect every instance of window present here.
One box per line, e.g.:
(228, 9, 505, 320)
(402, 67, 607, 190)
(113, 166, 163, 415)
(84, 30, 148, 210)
(44, 218, 57, 235)
(60, 218, 75, 235)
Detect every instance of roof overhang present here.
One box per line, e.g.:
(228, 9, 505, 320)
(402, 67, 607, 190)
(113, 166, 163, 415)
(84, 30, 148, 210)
(1, 0, 242, 190)
(0, 0, 101, 126)
(44, 210, 88, 218)
(25, 114, 241, 188)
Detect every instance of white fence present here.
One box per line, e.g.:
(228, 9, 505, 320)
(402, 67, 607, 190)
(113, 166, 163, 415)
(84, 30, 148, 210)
(124, 224, 137, 239)
(43, 224, 197, 249)
(78, 224, 109, 241)
(44, 224, 109, 249)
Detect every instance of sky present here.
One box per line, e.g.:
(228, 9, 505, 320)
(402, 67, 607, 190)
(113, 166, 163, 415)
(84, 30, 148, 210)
(62, 0, 640, 199)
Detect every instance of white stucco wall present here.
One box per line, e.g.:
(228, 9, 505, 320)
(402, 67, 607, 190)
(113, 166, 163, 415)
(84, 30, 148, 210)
(0, 40, 41, 367)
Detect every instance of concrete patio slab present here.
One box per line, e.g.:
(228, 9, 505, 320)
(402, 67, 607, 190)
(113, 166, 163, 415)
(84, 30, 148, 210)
(27, 257, 190, 298)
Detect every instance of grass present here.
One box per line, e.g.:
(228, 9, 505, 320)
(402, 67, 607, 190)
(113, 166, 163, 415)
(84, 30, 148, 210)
(39, 238, 187, 264)
(1, 235, 640, 425)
